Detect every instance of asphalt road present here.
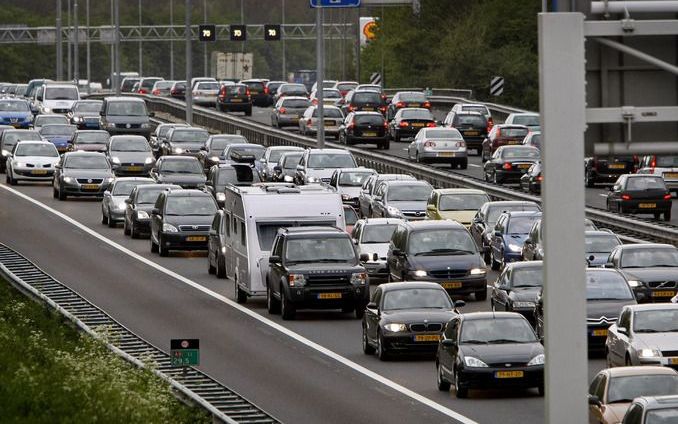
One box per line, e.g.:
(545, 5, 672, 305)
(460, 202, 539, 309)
(0, 178, 608, 424)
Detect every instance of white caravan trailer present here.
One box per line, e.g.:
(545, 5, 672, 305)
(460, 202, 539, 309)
(221, 185, 344, 303)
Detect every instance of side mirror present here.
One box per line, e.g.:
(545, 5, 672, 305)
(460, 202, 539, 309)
(494, 230, 501, 237)
(588, 395, 602, 407)
(617, 326, 628, 335)
(635, 293, 646, 303)
(54, 164, 62, 169)
(151, 208, 159, 215)
(99, 110, 105, 116)
(366, 302, 378, 311)
(269, 255, 281, 264)
(359, 253, 369, 262)
(209, 229, 217, 236)
(454, 300, 466, 310)
(441, 339, 456, 347)
(296, 164, 304, 172)
(604, 262, 614, 268)
(200, 146, 207, 151)
(149, 112, 155, 117)
(124, 198, 132, 204)
(273, 165, 282, 172)
(426, 204, 436, 211)
(392, 248, 403, 257)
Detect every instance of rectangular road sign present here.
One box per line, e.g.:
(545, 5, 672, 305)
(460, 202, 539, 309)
(170, 339, 200, 367)
(310, 0, 361, 7)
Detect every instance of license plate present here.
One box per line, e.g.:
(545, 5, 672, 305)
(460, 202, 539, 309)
(439, 152, 456, 157)
(652, 290, 675, 297)
(414, 334, 440, 342)
(127, 166, 143, 172)
(639, 203, 657, 208)
(518, 164, 532, 169)
(324, 120, 335, 126)
(441, 281, 462, 289)
(250, 90, 259, 94)
(669, 358, 678, 364)
(592, 329, 608, 337)
(410, 103, 420, 107)
(82, 184, 99, 190)
(31, 170, 48, 175)
(363, 131, 377, 137)
(495, 371, 524, 379)
(186, 236, 206, 242)
(608, 163, 626, 169)
(507, 140, 521, 145)
(318, 292, 342, 299)
(363, 107, 375, 111)
(664, 172, 678, 179)
(464, 131, 479, 136)
(231, 98, 242, 102)
(412, 123, 425, 127)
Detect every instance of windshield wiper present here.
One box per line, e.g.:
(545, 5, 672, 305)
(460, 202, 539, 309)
(513, 284, 540, 288)
(608, 399, 635, 404)
(414, 248, 474, 256)
(487, 339, 529, 344)
(461, 339, 488, 344)
(634, 329, 661, 333)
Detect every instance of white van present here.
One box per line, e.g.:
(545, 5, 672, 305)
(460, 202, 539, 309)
(35, 83, 80, 114)
(220, 184, 344, 303)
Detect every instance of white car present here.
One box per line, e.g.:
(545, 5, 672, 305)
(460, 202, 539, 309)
(407, 127, 468, 169)
(259, 145, 304, 182)
(192, 81, 221, 106)
(505, 112, 540, 132)
(5, 140, 60, 185)
(638, 155, 678, 193)
(32, 114, 69, 131)
(352, 217, 403, 282)
(38, 84, 80, 114)
(299, 105, 344, 137)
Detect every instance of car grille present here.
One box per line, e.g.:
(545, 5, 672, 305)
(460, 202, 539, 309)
(53, 108, 70, 113)
(178, 225, 210, 232)
(487, 361, 529, 368)
(115, 123, 141, 128)
(25, 163, 52, 168)
(76, 178, 103, 184)
(401, 210, 426, 218)
(306, 274, 350, 286)
(428, 269, 469, 279)
(586, 316, 617, 325)
(647, 281, 678, 289)
(409, 323, 443, 332)
(662, 350, 678, 357)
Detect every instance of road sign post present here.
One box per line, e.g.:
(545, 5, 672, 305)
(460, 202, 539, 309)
(490, 76, 504, 96)
(170, 339, 200, 367)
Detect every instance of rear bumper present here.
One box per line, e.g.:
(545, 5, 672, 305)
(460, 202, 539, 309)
(160, 231, 210, 250)
(417, 151, 468, 163)
(457, 365, 544, 390)
(620, 200, 671, 214)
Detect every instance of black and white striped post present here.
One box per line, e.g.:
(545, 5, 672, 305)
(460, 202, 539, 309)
(490, 76, 504, 96)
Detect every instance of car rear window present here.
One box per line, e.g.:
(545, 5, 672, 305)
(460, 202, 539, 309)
(76, 132, 110, 144)
(457, 115, 486, 126)
(312, 108, 343, 118)
(462, 105, 489, 115)
(498, 127, 528, 138)
(225, 85, 248, 95)
(171, 130, 209, 143)
(425, 129, 462, 139)
(501, 147, 540, 159)
(281, 84, 306, 93)
(141, 79, 162, 89)
(654, 156, 678, 167)
(353, 92, 381, 103)
(401, 109, 433, 120)
(400, 92, 426, 102)
(626, 177, 667, 190)
(197, 82, 220, 90)
(243, 81, 264, 90)
(283, 99, 311, 108)
(513, 115, 540, 126)
(336, 83, 358, 91)
(354, 115, 385, 125)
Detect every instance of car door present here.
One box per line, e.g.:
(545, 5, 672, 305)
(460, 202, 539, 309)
(387, 225, 405, 281)
(150, 193, 165, 242)
(269, 237, 286, 296)
(373, 183, 388, 217)
(492, 268, 510, 309)
(470, 208, 486, 248)
(490, 215, 506, 260)
(608, 177, 624, 210)
(208, 212, 222, 265)
(358, 176, 373, 217)
(588, 373, 606, 424)
(522, 222, 539, 260)
(439, 317, 460, 376)
(365, 287, 383, 342)
(609, 308, 632, 366)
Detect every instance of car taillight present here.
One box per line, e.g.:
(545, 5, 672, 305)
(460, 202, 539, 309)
(348, 105, 356, 112)
(537, 175, 543, 181)
(307, 118, 313, 125)
(423, 101, 431, 108)
(423, 140, 436, 148)
(664, 194, 672, 200)
(426, 122, 436, 127)
(621, 194, 631, 200)
(152, 89, 160, 95)
(383, 120, 388, 128)
(246, 88, 251, 96)
(650, 155, 657, 168)
(399, 121, 409, 128)
(279, 107, 287, 114)
(457, 141, 466, 147)
(312, 99, 318, 105)
(592, 158, 599, 170)
(396, 101, 405, 108)
(139, 89, 148, 94)
(502, 163, 512, 170)
(170, 89, 176, 95)
(264, 87, 270, 94)
(379, 106, 386, 112)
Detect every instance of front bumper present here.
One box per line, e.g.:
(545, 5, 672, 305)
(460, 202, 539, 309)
(108, 207, 127, 221)
(159, 231, 210, 251)
(382, 331, 442, 353)
(61, 180, 108, 196)
(12, 167, 55, 180)
(113, 163, 153, 176)
(408, 274, 487, 296)
(286, 284, 369, 309)
(457, 365, 544, 390)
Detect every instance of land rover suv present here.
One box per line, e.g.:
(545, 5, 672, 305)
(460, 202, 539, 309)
(266, 226, 369, 320)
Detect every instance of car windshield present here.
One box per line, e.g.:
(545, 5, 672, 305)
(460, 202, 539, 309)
(621, 248, 678, 268)
(308, 153, 356, 168)
(64, 155, 109, 169)
(513, 115, 540, 126)
(633, 309, 678, 332)
(487, 204, 539, 224)
(160, 160, 202, 174)
(165, 196, 217, 216)
(401, 110, 433, 120)
(282, 153, 302, 169)
(585, 234, 621, 253)
(73, 102, 102, 113)
(425, 129, 462, 139)
(0, 100, 29, 112)
(216, 167, 260, 185)
(400, 93, 426, 102)
(225, 145, 265, 160)
(439, 193, 489, 211)
(457, 115, 485, 126)
(345, 207, 358, 225)
(507, 215, 541, 234)
(44, 86, 78, 100)
(353, 92, 381, 103)
(210, 136, 247, 151)
(284, 237, 356, 263)
(339, 171, 373, 187)
(653, 156, 678, 167)
(382, 288, 452, 310)
(76, 132, 109, 144)
(112, 181, 148, 196)
(35, 116, 68, 126)
(311, 108, 343, 118)
(407, 229, 477, 256)
(586, 271, 634, 300)
(281, 84, 306, 93)
(107, 101, 147, 116)
(462, 105, 489, 115)
(526, 134, 542, 147)
(626, 177, 666, 190)
(388, 184, 431, 201)
(355, 115, 385, 125)
(110, 138, 150, 152)
(197, 82, 219, 90)
(4, 131, 42, 144)
(509, 267, 543, 287)
(502, 147, 540, 159)
(282, 99, 310, 108)
(137, 187, 168, 204)
(141, 79, 162, 89)
(268, 149, 299, 163)
(171, 130, 209, 143)
(461, 318, 537, 343)
(361, 224, 398, 244)
(645, 408, 678, 423)
(607, 375, 678, 404)
(14, 144, 58, 157)
(41, 126, 76, 137)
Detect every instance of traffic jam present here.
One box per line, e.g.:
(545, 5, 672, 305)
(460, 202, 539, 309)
(2, 76, 678, 421)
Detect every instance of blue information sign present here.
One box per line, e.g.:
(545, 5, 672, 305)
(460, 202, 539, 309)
(310, 0, 361, 7)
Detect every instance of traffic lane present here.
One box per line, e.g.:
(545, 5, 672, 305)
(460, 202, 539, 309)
(0, 185, 462, 424)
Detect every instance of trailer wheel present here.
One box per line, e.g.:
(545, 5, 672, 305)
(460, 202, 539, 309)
(235, 278, 248, 304)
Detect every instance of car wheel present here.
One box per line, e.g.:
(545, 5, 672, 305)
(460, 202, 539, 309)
(415, 152, 421, 163)
(245, 107, 252, 116)
(267, 283, 281, 314)
(454, 368, 468, 398)
(490, 249, 500, 271)
(7, 171, 16, 185)
(458, 159, 468, 170)
(53, 186, 59, 199)
(377, 330, 389, 361)
(101, 213, 108, 225)
(500, 249, 506, 270)
(625, 354, 633, 366)
(394, 132, 400, 143)
(475, 289, 487, 302)
(354, 304, 365, 319)
(654, 212, 662, 220)
(150, 236, 159, 253)
(437, 361, 451, 391)
(382, 140, 390, 150)
(208, 255, 216, 274)
(158, 236, 169, 257)
(665, 210, 672, 222)
(123, 219, 131, 235)
(280, 289, 295, 320)
(216, 255, 226, 279)
(538, 385, 545, 397)
(107, 215, 116, 228)
(235, 279, 248, 304)
(362, 324, 376, 355)
(483, 247, 491, 264)
(58, 185, 66, 201)
(491, 300, 496, 312)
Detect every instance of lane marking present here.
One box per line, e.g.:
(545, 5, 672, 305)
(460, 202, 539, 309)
(0, 184, 478, 424)
(468, 164, 481, 168)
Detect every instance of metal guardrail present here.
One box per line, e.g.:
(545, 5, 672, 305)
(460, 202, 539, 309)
(139, 94, 678, 246)
(0, 244, 280, 424)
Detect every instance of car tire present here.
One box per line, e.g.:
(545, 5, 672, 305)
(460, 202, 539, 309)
(458, 159, 468, 170)
(354, 304, 365, 319)
(483, 246, 491, 264)
(394, 132, 400, 143)
(454, 369, 468, 399)
(53, 186, 58, 199)
(665, 210, 672, 222)
(377, 330, 389, 361)
(208, 256, 216, 274)
(475, 289, 487, 302)
(362, 324, 376, 355)
(437, 362, 451, 391)
(415, 152, 421, 164)
(280, 289, 295, 320)
(267, 283, 281, 314)
(101, 213, 108, 225)
(538, 385, 545, 397)
(107, 215, 116, 228)
(216, 255, 226, 279)
(490, 249, 500, 271)
(236, 280, 248, 304)
(123, 219, 131, 236)
(626, 355, 633, 366)
(58, 185, 66, 201)
(245, 107, 252, 116)
(150, 236, 159, 253)
(158, 236, 169, 257)
(130, 223, 140, 239)
(7, 172, 16, 185)
(381, 140, 390, 150)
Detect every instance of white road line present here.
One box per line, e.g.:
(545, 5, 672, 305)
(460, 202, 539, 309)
(599, 194, 607, 198)
(468, 164, 481, 168)
(0, 184, 478, 424)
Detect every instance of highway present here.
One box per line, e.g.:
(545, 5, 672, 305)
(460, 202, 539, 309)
(0, 178, 607, 423)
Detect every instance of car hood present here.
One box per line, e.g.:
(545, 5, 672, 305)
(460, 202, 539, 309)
(306, 168, 336, 180)
(105, 115, 149, 124)
(389, 200, 427, 211)
(358, 243, 390, 261)
(380, 309, 456, 324)
(408, 254, 482, 271)
(111, 151, 153, 163)
(62, 168, 113, 178)
(633, 332, 678, 351)
(461, 342, 543, 364)
(339, 186, 362, 198)
(436, 210, 477, 225)
(0, 111, 32, 119)
(164, 214, 214, 226)
(74, 143, 107, 152)
(156, 173, 206, 184)
(587, 299, 636, 320)
(285, 263, 363, 274)
(13, 155, 59, 166)
(508, 287, 542, 302)
(622, 268, 678, 282)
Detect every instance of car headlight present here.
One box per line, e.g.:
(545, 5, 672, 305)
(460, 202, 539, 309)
(103, 177, 114, 184)
(283, 175, 294, 183)
(72, 116, 82, 122)
(43, 107, 51, 113)
(527, 353, 545, 366)
(341, 194, 351, 201)
(110, 156, 121, 164)
(106, 122, 115, 128)
(627, 280, 642, 288)
(136, 210, 149, 219)
(464, 356, 489, 368)
(216, 192, 226, 202)
(384, 323, 407, 333)
(1, 149, 10, 157)
(62, 176, 75, 184)
(306, 176, 319, 183)
(639, 349, 661, 358)
(173, 147, 184, 154)
(210, 156, 220, 162)
(470, 267, 486, 276)
(508, 243, 522, 252)
(144, 157, 154, 164)
(288, 273, 306, 287)
(13, 162, 26, 168)
(221, 246, 226, 254)
(141, 123, 150, 129)
(513, 301, 536, 308)
(351, 272, 367, 285)
(386, 205, 403, 217)
(412, 270, 427, 277)
(162, 223, 178, 232)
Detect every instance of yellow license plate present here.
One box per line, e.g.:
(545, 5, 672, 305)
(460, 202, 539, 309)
(608, 163, 626, 169)
(664, 172, 678, 179)
(250, 91, 259, 94)
(127, 166, 143, 171)
(518, 164, 532, 169)
(464, 131, 479, 136)
(495, 371, 524, 379)
(639, 203, 657, 208)
(592, 329, 608, 337)
(231, 98, 242, 102)
(363, 107, 375, 111)
(507, 140, 522, 144)
(439, 152, 456, 157)
(363, 132, 377, 137)
(412, 123, 425, 127)
(669, 358, 678, 365)
(31, 170, 48, 175)
(324, 120, 335, 126)
(410, 103, 420, 107)
(82, 184, 99, 190)
(318, 292, 342, 299)
(186, 236, 206, 242)
(441, 281, 462, 289)
(414, 334, 440, 342)
(652, 290, 675, 297)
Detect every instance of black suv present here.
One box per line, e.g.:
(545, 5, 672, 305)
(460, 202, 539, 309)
(151, 156, 206, 189)
(266, 226, 369, 320)
(123, 184, 181, 238)
(216, 83, 252, 115)
(443, 111, 488, 154)
(150, 189, 218, 256)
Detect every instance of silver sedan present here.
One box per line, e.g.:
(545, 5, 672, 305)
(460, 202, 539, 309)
(407, 127, 468, 169)
(101, 177, 155, 228)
